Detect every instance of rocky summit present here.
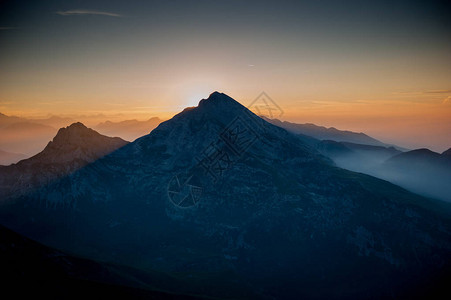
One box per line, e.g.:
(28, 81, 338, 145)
(1, 92, 450, 299)
(0, 122, 128, 200)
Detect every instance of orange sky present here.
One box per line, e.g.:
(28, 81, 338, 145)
(0, 0, 450, 152)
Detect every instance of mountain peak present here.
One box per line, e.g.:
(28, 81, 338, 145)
(206, 91, 226, 100)
(58, 122, 88, 132)
(164, 91, 252, 129)
(51, 122, 97, 145)
(209, 91, 223, 97)
(67, 122, 86, 129)
(49, 122, 128, 152)
(0, 123, 128, 199)
(198, 91, 242, 108)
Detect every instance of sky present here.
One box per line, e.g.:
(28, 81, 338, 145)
(0, 0, 450, 151)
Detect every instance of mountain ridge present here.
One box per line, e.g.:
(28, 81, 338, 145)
(263, 116, 407, 150)
(0, 122, 128, 200)
(31, 122, 128, 163)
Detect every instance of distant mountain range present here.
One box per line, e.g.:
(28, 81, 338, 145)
(265, 113, 451, 203)
(316, 140, 402, 171)
(0, 112, 162, 162)
(263, 117, 399, 148)
(1, 92, 449, 299)
(0, 113, 58, 158)
(315, 139, 451, 202)
(28, 115, 77, 128)
(0, 122, 127, 200)
(265, 116, 451, 202)
(378, 148, 451, 202)
(94, 117, 162, 141)
(0, 149, 25, 166)
(388, 147, 451, 165)
(0, 112, 75, 129)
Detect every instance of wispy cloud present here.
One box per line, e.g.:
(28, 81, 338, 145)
(394, 89, 451, 95)
(56, 9, 122, 17)
(424, 89, 451, 94)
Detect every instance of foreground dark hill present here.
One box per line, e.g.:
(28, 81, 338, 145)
(1, 92, 450, 299)
(0, 122, 128, 200)
(0, 225, 203, 299)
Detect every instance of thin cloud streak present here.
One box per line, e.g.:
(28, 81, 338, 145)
(424, 89, 451, 94)
(393, 89, 451, 95)
(56, 10, 122, 17)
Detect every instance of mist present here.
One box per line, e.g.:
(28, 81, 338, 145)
(320, 144, 451, 203)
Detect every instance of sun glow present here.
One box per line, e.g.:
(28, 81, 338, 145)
(183, 86, 217, 108)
